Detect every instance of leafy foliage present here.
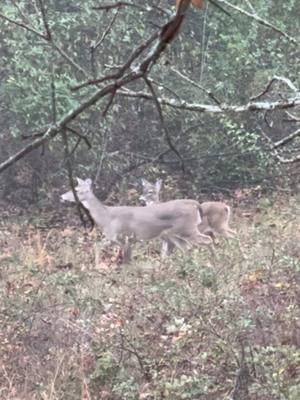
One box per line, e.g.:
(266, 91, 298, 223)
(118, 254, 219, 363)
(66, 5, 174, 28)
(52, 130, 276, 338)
(0, 0, 299, 202)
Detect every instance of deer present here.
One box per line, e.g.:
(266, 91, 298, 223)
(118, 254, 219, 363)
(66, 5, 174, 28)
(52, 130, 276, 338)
(140, 178, 237, 255)
(61, 178, 212, 263)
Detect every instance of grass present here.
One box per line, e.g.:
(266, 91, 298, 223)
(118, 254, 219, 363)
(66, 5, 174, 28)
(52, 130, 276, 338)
(0, 193, 300, 399)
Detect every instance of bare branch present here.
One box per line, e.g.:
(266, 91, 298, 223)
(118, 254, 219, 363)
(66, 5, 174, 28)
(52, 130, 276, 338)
(66, 127, 92, 149)
(36, 0, 52, 40)
(92, 1, 171, 16)
(1, 6, 89, 77)
(11, 0, 32, 24)
(72, 30, 159, 91)
(147, 77, 182, 102)
(117, 89, 300, 114)
(271, 151, 300, 164)
(92, 8, 120, 53)
(273, 128, 300, 149)
(0, 11, 47, 40)
(144, 76, 185, 171)
(283, 111, 300, 123)
(102, 88, 117, 116)
(0, 79, 127, 173)
(243, 0, 255, 13)
(261, 129, 300, 164)
(273, 76, 299, 93)
(251, 76, 299, 101)
(199, 0, 209, 84)
(217, 0, 299, 46)
(0, 8, 191, 174)
(51, 42, 89, 78)
(21, 128, 48, 140)
(92, 2, 151, 12)
(94, 127, 109, 184)
(171, 67, 222, 105)
(62, 129, 94, 227)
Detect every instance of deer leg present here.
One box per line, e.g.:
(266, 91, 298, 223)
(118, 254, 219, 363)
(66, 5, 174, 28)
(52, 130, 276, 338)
(165, 235, 191, 253)
(160, 232, 188, 258)
(221, 228, 237, 238)
(219, 228, 246, 260)
(161, 239, 175, 258)
(122, 237, 132, 264)
(105, 232, 133, 264)
(197, 232, 216, 259)
(161, 240, 169, 259)
(199, 224, 218, 244)
(228, 234, 247, 260)
(161, 237, 183, 260)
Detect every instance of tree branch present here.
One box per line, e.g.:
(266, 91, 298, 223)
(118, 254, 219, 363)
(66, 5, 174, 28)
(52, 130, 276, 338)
(217, 0, 299, 46)
(261, 128, 300, 164)
(273, 128, 300, 149)
(0, 11, 47, 40)
(1, 4, 89, 77)
(0, 7, 191, 174)
(36, 0, 52, 40)
(251, 76, 299, 101)
(144, 76, 185, 171)
(117, 89, 300, 114)
(92, 1, 151, 13)
(171, 67, 222, 105)
(66, 127, 92, 149)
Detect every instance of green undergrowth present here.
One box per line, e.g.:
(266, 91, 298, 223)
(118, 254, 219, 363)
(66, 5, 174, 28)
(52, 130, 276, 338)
(0, 194, 300, 399)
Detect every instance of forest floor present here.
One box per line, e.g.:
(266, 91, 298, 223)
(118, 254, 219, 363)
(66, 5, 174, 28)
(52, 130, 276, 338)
(0, 192, 300, 400)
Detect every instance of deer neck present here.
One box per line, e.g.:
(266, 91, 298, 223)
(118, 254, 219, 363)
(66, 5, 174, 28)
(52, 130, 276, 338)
(146, 199, 156, 205)
(80, 192, 109, 228)
(145, 196, 159, 205)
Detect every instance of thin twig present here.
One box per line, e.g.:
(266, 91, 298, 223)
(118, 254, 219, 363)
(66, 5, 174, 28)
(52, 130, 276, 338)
(95, 127, 109, 184)
(66, 127, 92, 149)
(92, 2, 150, 12)
(273, 128, 300, 149)
(199, 0, 209, 84)
(52, 41, 88, 77)
(102, 88, 117, 116)
(171, 67, 222, 105)
(260, 129, 300, 164)
(148, 77, 182, 102)
(217, 0, 299, 46)
(283, 111, 300, 123)
(0, 11, 47, 39)
(143, 76, 185, 171)
(91, 9, 120, 76)
(36, 0, 51, 40)
(49, 355, 65, 400)
(251, 76, 299, 101)
(0, 7, 89, 77)
(72, 31, 159, 91)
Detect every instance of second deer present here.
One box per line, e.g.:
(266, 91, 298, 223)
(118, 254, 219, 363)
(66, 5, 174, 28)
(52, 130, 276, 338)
(140, 179, 236, 254)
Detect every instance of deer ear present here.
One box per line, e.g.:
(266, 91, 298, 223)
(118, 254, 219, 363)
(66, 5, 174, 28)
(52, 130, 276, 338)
(76, 177, 84, 185)
(155, 179, 162, 192)
(141, 179, 150, 187)
(85, 178, 92, 186)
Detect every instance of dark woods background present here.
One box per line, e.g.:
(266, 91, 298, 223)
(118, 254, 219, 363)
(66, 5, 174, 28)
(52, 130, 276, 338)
(0, 0, 299, 207)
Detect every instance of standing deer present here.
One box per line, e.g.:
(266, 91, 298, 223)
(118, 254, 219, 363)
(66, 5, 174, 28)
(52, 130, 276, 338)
(140, 179, 237, 255)
(61, 178, 212, 263)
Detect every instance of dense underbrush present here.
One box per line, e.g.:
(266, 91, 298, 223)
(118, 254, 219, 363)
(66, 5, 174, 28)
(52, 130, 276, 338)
(0, 194, 300, 399)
